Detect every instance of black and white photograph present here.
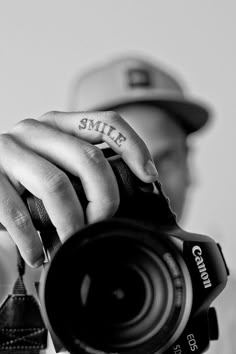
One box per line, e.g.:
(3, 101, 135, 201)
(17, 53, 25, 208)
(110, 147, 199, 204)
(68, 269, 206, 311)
(0, 1, 235, 353)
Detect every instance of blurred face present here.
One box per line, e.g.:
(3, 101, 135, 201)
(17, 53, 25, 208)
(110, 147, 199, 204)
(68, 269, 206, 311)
(116, 103, 191, 220)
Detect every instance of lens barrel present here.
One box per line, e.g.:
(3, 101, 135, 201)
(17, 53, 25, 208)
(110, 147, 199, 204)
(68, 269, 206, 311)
(40, 219, 192, 354)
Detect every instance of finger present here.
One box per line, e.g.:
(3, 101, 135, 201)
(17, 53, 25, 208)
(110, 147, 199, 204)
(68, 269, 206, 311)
(11, 119, 120, 223)
(0, 134, 84, 245)
(0, 170, 44, 267)
(39, 111, 159, 183)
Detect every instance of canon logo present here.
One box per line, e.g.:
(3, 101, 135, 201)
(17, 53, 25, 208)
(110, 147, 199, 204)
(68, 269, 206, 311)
(192, 245, 212, 289)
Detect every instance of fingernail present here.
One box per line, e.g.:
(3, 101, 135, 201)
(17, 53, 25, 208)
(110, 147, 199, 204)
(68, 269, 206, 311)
(31, 254, 45, 268)
(145, 160, 159, 179)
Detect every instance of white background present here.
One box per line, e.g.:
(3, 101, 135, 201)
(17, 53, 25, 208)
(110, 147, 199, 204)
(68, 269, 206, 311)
(0, 0, 235, 274)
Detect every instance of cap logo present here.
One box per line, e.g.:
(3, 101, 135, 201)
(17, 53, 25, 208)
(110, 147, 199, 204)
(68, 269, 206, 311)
(127, 68, 152, 88)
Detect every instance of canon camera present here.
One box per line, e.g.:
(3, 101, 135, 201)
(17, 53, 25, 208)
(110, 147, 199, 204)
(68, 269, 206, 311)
(24, 155, 229, 354)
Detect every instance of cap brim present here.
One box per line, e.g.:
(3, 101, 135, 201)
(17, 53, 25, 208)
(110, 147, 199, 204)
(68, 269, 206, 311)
(87, 95, 211, 134)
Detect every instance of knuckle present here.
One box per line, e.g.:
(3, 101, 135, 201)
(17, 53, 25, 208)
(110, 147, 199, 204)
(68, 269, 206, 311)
(43, 170, 70, 195)
(105, 111, 123, 124)
(84, 145, 106, 166)
(11, 209, 32, 230)
(40, 110, 59, 122)
(132, 136, 145, 150)
(0, 133, 15, 151)
(12, 118, 39, 133)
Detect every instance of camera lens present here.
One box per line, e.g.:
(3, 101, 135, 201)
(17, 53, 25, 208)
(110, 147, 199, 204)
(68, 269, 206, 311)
(79, 266, 147, 325)
(42, 219, 192, 354)
(64, 236, 175, 350)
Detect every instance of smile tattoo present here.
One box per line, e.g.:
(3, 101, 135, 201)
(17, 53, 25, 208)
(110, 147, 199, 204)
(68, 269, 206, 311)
(78, 118, 127, 147)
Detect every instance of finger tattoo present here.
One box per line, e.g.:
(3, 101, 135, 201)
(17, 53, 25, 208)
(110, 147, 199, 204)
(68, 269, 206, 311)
(78, 118, 127, 147)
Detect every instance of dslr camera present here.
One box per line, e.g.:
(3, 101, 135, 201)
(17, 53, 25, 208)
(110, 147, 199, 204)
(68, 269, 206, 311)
(24, 155, 229, 354)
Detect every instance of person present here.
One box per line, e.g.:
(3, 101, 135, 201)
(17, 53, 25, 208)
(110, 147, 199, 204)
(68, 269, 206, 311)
(68, 55, 210, 221)
(68, 55, 235, 354)
(0, 54, 233, 353)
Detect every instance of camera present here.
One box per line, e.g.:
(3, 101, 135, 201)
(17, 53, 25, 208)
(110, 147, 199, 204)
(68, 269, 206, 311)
(24, 155, 229, 354)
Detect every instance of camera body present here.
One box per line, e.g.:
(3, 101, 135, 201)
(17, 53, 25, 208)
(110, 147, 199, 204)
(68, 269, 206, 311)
(25, 156, 229, 354)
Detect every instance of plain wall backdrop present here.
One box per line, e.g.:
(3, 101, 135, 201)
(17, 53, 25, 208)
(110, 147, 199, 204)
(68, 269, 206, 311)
(0, 0, 235, 274)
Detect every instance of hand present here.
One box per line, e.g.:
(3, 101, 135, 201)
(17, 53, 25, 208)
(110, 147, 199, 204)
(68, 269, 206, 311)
(0, 111, 158, 267)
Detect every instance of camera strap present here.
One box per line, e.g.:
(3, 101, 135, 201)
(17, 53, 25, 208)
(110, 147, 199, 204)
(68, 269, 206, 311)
(0, 248, 47, 354)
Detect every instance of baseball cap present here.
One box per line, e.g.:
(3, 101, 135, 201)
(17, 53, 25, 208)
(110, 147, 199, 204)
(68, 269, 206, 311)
(69, 55, 211, 134)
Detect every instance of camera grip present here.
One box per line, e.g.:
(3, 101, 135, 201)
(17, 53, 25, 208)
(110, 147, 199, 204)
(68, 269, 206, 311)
(22, 156, 153, 256)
